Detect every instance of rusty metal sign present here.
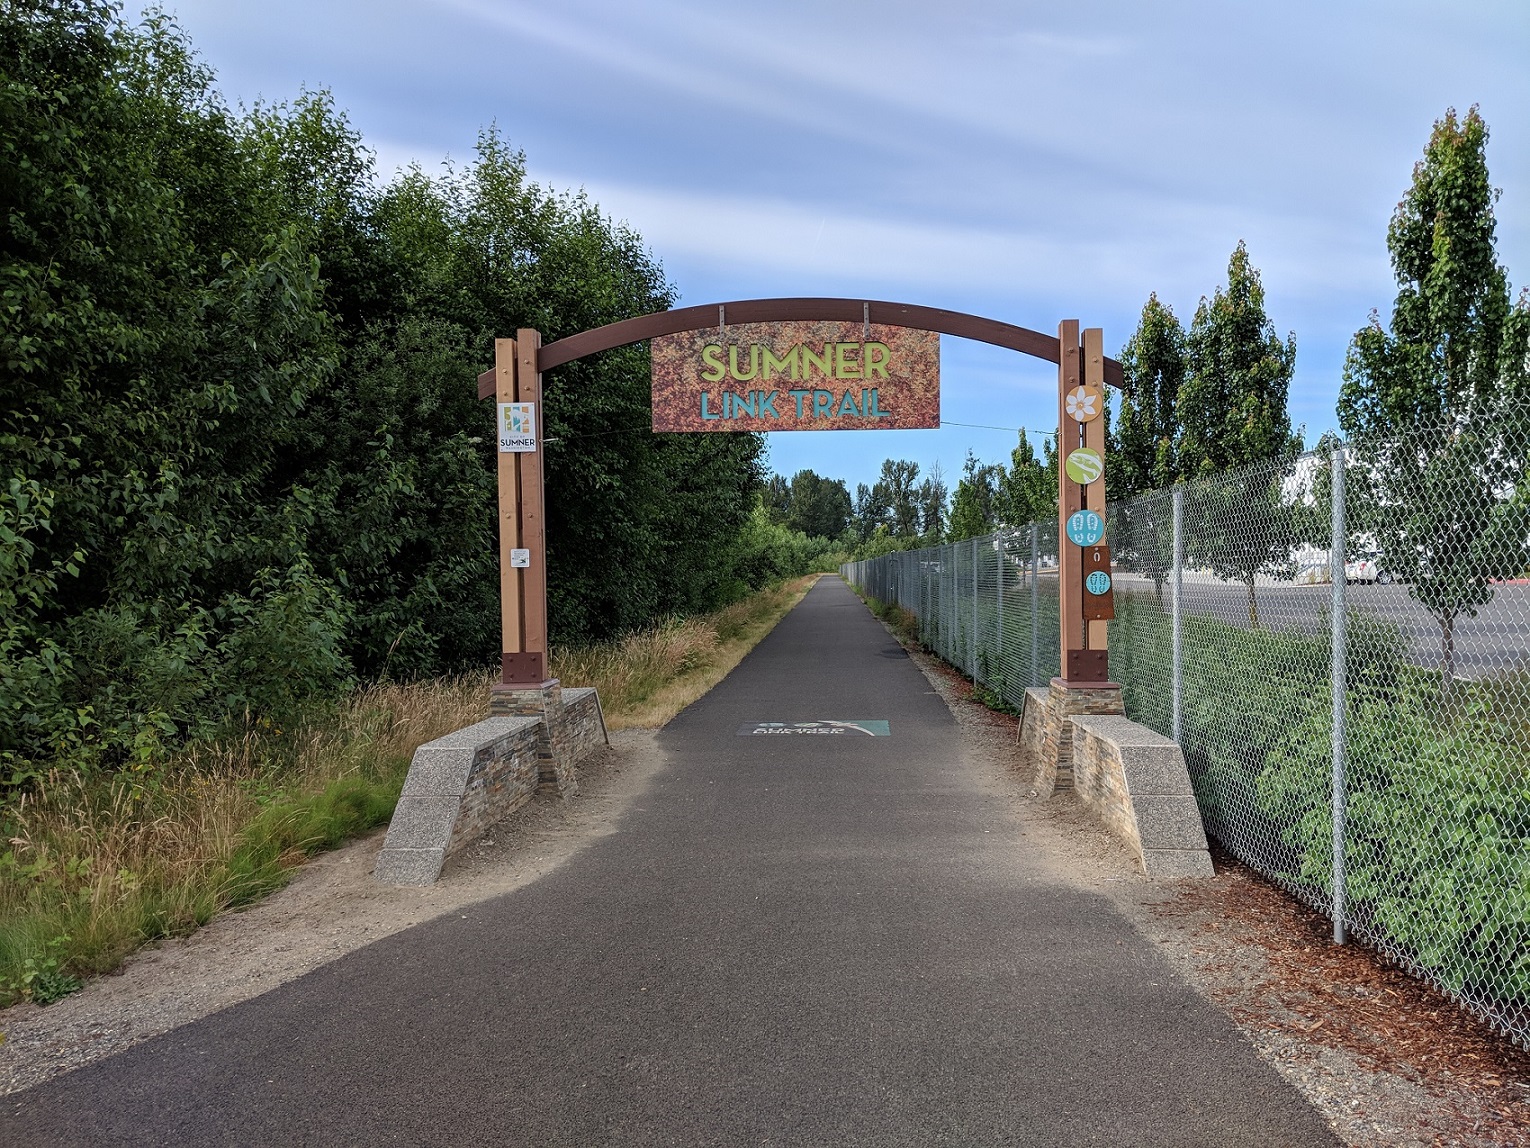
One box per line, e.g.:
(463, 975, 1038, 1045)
(1081, 543, 1116, 621)
(651, 321, 939, 432)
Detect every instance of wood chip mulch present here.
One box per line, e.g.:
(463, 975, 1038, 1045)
(1157, 849, 1530, 1145)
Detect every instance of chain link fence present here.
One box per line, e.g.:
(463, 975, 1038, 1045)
(843, 520, 1062, 703)
(843, 408, 1530, 1050)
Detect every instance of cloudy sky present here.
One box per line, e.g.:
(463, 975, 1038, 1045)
(129, 0, 1529, 493)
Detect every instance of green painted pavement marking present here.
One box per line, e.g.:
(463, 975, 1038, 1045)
(737, 721, 891, 737)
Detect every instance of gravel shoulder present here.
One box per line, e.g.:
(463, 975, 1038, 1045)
(5, 626, 1529, 1146)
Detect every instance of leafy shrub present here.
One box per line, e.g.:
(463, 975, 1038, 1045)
(1112, 593, 1530, 1009)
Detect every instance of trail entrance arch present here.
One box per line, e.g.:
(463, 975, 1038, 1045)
(479, 298, 1126, 694)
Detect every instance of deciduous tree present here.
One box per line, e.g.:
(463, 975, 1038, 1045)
(1114, 295, 1186, 498)
(917, 462, 948, 542)
(1177, 242, 1303, 625)
(873, 459, 922, 539)
(996, 429, 1056, 528)
(1337, 107, 1530, 694)
(784, 470, 852, 539)
(947, 453, 1006, 541)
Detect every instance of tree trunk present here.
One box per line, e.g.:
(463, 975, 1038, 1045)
(1245, 572, 1260, 628)
(1440, 612, 1457, 707)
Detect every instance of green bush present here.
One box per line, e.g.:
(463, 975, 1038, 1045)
(1111, 592, 1530, 1009)
(726, 505, 845, 594)
(1, 2, 765, 792)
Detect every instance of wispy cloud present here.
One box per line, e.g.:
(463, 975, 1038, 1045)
(544, 173, 1390, 306)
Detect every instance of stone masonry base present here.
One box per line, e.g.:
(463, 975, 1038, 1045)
(373, 683, 607, 886)
(1018, 679, 1212, 878)
(1069, 715, 1214, 878)
(1020, 678, 1126, 794)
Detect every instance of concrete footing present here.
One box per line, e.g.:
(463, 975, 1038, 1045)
(374, 683, 607, 886)
(1018, 680, 1212, 878)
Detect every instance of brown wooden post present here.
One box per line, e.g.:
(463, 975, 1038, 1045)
(494, 338, 523, 680)
(1056, 320, 1084, 677)
(514, 329, 550, 685)
(1082, 327, 1109, 653)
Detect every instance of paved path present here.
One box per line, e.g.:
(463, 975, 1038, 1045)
(1, 579, 1337, 1145)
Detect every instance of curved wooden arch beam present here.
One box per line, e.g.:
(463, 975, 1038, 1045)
(477, 298, 1126, 399)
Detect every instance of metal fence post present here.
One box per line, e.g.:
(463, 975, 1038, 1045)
(996, 533, 1004, 694)
(948, 542, 956, 665)
(971, 537, 980, 682)
(1029, 524, 1039, 688)
(922, 555, 929, 644)
(942, 546, 949, 662)
(1172, 488, 1184, 744)
(1330, 446, 1348, 946)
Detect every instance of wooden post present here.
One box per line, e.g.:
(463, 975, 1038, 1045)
(515, 329, 550, 684)
(1056, 319, 1084, 676)
(494, 338, 522, 680)
(1083, 327, 1109, 653)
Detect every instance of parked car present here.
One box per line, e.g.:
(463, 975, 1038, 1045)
(1344, 553, 1395, 585)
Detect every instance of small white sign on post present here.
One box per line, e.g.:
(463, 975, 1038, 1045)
(510, 549, 531, 569)
(498, 402, 538, 453)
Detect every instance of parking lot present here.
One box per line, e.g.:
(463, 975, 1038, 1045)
(1121, 577, 1530, 679)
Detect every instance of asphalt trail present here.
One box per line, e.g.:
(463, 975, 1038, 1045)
(1, 578, 1337, 1145)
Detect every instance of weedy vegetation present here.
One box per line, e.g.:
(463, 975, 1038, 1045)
(0, 578, 815, 1007)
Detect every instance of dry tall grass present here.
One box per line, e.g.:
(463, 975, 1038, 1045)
(552, 575, 817, 729)
(1, 577, 817, 1001)
(0, 673, 492, 998)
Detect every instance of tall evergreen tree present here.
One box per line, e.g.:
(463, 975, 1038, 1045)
(1113, 294, 1186, 498)
(1337, 107, 1530, 693)
(1177, 243, 1303, 625)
